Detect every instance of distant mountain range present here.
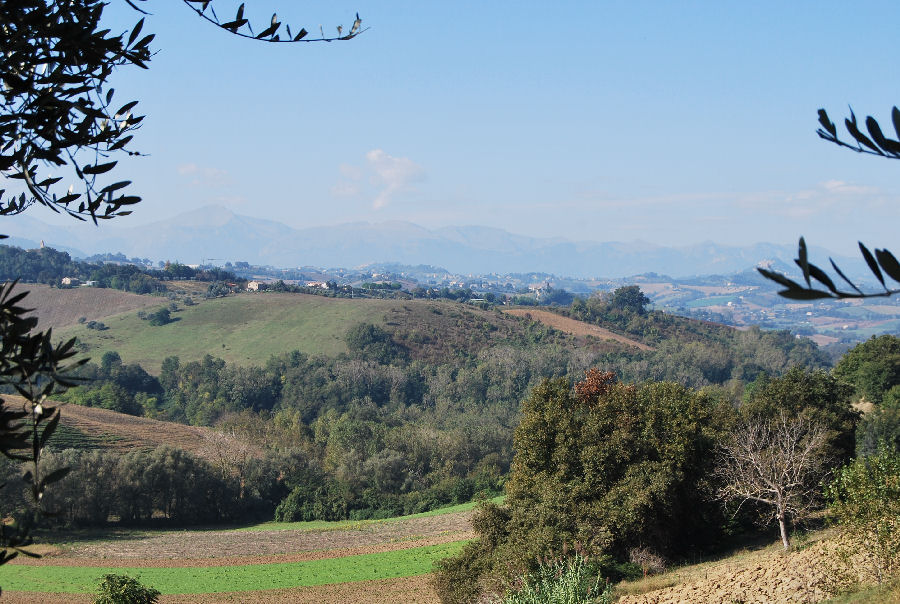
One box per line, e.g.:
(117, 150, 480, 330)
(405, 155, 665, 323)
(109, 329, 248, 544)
(0, 206, 865, 279)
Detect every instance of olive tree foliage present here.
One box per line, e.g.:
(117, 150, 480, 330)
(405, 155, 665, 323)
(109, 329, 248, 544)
(759, 107, 900, 300)
(179, 1, 366, 43)
(0, 281, 85, 566)
(0, 1, 364, 224)
(714, 413, 830, 551)
(0, 0, 361, 577)
(0, 0, 152, 224)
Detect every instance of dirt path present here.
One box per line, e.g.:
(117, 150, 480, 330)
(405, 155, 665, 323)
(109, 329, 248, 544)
(17, 511, 473, 567)
(504, 309, 654, 351)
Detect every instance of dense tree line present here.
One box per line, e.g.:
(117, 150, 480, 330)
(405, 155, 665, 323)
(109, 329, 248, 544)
(0, 445, 289, 527)
(0, 245, 244, 293)
(433, 334, 900, 602)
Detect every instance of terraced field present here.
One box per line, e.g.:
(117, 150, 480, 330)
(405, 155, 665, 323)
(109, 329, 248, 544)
(52, 401, 216, 456)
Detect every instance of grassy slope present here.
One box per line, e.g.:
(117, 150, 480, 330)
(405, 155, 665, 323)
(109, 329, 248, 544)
(53, 292, 592, 373)
(57, 293, 406, 373)
(0, 541, 466, 594)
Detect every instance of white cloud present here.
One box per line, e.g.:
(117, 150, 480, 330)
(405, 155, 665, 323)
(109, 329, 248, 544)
(365, 149, 426, 209)
(330, 150, 426, 208)
(176, 163, 230, 187)
(821, 179, 878, 195)
(339, 163, 363, 181)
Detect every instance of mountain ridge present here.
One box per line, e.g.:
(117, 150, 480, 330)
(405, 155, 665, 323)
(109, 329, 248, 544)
(0, 205, 863, 279)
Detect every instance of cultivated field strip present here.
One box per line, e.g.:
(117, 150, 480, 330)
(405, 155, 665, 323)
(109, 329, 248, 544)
(18, 283, 163, 331)
(0, 509, 473, 599)
(19, 510, 474, 565)
(503, 308, 654, 350)
(8, 397, 216, 457)
(0, 541, 465, 594)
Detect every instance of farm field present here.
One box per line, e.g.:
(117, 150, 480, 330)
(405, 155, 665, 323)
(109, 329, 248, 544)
(503, 308, 653, 350)
(47, 399, 216, 456)
(0, 504, 477, 602)
(55, 292, 384, 372)
(15, 283, 162, 331)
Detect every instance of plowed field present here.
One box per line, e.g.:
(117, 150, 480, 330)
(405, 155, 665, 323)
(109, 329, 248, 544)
(504, 308, 653, 350)
(15, 283, 162, 330)
(1, 509, 474, 603)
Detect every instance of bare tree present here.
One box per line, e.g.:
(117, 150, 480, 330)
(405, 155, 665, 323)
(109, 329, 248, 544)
(200, 429, 255, 498)
(715, 413, 831, 550)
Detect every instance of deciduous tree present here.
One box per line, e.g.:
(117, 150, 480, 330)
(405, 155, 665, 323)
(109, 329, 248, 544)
(715, 413, 830, 550)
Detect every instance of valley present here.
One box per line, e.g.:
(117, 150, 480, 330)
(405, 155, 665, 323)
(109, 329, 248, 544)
(1, 271, 897, 603)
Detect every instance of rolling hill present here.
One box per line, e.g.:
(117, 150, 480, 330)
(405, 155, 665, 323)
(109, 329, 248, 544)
(43, 289, 632, 373)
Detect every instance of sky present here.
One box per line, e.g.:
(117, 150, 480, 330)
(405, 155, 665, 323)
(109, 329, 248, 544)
(13, 1, 900, 255)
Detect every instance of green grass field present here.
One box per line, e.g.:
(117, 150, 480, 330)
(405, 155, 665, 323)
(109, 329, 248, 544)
(0, 541, 466, 594)
(55, 292, 534, 372)
(57, 293, 405, 372)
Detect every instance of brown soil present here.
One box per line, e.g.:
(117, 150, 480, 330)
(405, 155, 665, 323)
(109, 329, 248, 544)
(0, 575, 440, 604)
(4, 512, 469, 604)
(17, 510, 473, 567)
(16, 283, 161, 330)
(616, 535, 884, 604)
(503, 308, 653, 351)
(163, 575, 440, 604)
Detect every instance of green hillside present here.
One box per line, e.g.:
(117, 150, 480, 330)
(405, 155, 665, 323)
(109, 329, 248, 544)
(57, 293, 388, 372)
(55, 292, 577, 373)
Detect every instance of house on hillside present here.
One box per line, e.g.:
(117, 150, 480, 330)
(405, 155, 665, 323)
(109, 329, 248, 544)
(61, 277, 81, 287)
(247, 280, 267, 291)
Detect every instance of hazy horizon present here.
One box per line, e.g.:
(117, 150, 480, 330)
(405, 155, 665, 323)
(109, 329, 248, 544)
(9, 1, 900, 259)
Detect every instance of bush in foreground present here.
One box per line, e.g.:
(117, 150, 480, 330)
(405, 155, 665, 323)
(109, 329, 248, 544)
(93, 574, 160, 604)
(501, 550, 613, 604)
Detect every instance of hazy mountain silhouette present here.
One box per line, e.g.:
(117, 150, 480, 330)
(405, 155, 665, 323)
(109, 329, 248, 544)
(0, 206, 860, 279)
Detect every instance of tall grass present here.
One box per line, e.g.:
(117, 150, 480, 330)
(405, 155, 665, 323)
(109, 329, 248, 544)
(502, 553, 613, 604)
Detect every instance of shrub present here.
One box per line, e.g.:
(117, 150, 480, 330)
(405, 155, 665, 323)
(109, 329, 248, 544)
(146, 308, 171, 326)
(432, 540, 494, 604)
(502, 552, 613, 604)
(93, 574, 160, 604)
(826, 445, 900, 584)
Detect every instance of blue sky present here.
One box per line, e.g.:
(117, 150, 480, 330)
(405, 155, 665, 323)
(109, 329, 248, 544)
(18, 1, 900, 255)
